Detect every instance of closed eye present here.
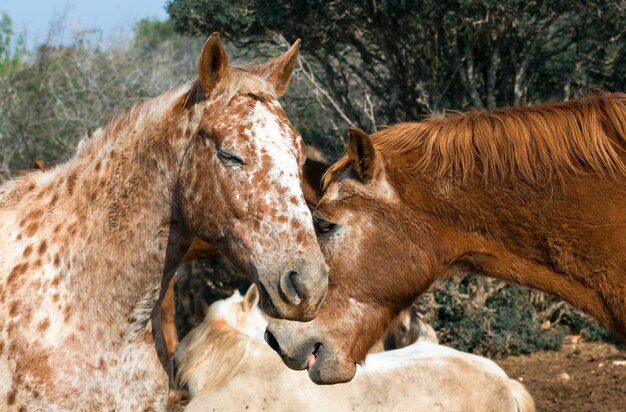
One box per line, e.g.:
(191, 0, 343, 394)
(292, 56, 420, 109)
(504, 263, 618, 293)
(217, 150, 245, 166)
(313, 216, 337, 236)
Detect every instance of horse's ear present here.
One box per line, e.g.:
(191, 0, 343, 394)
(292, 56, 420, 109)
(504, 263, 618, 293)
(33, 160, 46, 171)
(198, 32, 229, 95)
(347, 127, 378, 182)
(200, 300, 210, 316)
(258, 39, 301, 97)
(243, 284, 260, 313)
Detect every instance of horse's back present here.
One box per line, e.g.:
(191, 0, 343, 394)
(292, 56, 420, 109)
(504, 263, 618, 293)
(355, 343, 528, 412)
(186, 341, 531, 412)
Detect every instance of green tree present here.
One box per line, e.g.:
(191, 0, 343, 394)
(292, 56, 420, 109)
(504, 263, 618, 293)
(0, 11, 25, 74)
(133, 17, 201, 52)
(167, 0, 626, 131)
(0, 20, 202, 172)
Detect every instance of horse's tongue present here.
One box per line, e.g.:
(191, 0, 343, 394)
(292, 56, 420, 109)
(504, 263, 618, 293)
(306, 353, 317, 369)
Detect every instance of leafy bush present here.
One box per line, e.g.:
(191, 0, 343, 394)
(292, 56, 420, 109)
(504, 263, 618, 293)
(431, 280, 563, 357)
(419, 276, 614, 358)
(560, 312, 613, 342)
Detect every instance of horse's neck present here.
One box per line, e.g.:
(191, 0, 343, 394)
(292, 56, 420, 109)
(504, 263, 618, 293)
(19, 121, 190, 340)
(97, 140, 192, 334)
(422, 176, 623, 331)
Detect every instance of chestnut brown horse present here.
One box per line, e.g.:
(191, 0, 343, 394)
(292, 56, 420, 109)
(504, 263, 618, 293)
(0, 33, 327, 409)
(266, 93, 626, 384)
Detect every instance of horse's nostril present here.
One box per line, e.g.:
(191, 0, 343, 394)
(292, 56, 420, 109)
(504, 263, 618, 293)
(290, 270, 313, 301)
(264, 329, 282, 355)
(279, 270, 304, 305)
(288, 270, 301, 294)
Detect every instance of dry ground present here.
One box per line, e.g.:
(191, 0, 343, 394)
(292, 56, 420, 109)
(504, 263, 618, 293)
(498, 339, 626, 412)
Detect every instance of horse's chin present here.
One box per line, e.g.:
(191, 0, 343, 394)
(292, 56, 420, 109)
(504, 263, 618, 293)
(305, 344, 356, 385)
(264, 321, 355, 383)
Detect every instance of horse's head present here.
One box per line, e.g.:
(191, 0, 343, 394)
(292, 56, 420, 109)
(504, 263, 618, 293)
(175, 286, 267, 396)
(211, 285, 268, 341)
(178, 34, 327, 321)
(265, 128, 442, 383)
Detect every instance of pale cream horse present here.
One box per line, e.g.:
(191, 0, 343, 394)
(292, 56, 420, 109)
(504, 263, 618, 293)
(175, 286, 535, 412)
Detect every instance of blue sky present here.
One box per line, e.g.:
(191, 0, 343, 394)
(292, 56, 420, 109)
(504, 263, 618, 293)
(1, 0, 168, 47)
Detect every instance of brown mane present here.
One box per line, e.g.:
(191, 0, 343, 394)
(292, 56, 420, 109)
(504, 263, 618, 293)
(270, 93, 626, 387)
(324, 93, 626, 188)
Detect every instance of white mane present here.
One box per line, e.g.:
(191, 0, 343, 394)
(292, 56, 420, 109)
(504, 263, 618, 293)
(175, 292, 264, 394)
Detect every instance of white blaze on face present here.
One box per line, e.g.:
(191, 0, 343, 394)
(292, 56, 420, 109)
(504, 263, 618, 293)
(242, 99, 315, 261)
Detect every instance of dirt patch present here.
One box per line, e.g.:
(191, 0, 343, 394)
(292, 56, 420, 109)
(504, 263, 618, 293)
(497, 339, 626, 412)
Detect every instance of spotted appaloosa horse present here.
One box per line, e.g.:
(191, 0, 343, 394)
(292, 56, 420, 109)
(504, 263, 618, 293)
(161, 155, 329, 358)
(266, 93, 626, 384)
(0, 33, 327, 410)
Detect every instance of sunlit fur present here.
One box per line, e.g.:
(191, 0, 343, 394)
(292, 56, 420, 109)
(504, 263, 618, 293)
(0, 37, 325, 410)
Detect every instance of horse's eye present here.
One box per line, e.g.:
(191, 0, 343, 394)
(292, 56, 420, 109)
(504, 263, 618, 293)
(314, 216, 337, 236)
(217, 150, 245, 166)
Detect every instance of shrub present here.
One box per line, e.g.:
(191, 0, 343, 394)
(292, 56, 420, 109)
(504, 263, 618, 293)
(419, 276, 613, 358)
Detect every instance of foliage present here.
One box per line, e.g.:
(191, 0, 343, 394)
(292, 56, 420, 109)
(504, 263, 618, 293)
(0, 11, 24, 74)
(135, 18, 178, 47)
(0, 22, 204, 173)
(431, 280, 564, 357)
(418, 276, 614, 358)
(560, 312, 614, 342)
(167, 0, 626, 131)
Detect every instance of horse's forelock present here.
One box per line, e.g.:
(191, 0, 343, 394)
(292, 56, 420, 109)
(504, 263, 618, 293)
(322, 156, 351, 191)
(215, 65, 276, 105)
(185, 65, 277, 110)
